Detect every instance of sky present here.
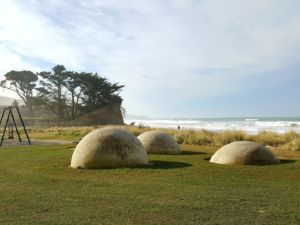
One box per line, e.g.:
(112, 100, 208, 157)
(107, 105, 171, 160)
(0, 0, 300, 118)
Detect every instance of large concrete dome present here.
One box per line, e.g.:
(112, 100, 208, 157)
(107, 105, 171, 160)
(210, 141, 280, 165)
(138, 131, 181, 154)
(71, 127, 149, 169)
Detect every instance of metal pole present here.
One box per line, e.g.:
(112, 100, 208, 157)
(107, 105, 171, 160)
(0, 107, 6, 126)
(0, 108, 11, 146)
(10, 107, 22, 142)
(15, 106, 31, 145)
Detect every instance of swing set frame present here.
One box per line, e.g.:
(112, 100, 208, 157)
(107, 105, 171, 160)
(0, 106, 31, 146)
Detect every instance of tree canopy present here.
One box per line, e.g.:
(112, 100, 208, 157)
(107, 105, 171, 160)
(1, 65, 124, 120)
(1, 70, 38, 114)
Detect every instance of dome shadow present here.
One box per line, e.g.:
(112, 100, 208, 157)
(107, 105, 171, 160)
(140, 160, 192, 169)
(180, 151, 206, 155)
(279, 159, 297, 164)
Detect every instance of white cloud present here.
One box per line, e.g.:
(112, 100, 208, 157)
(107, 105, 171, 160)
(0, 0, 300, 116)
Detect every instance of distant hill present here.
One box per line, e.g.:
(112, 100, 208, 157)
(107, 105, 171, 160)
(0, 95, 22, 106)
(125, 114, 151, 120)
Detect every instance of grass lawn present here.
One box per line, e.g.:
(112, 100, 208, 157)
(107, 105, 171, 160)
(0, 143, 300, 225)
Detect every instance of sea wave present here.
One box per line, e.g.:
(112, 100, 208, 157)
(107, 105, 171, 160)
(124, 118, 300, 134)
(245, 118, 259, 121)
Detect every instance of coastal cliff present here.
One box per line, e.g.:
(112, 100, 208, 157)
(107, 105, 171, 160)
(78, 103, 124, 125)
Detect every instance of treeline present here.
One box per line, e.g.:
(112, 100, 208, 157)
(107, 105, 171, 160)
(1, 65, 124, 120)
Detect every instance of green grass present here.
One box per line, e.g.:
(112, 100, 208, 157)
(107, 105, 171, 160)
(0, 144, 300, 225)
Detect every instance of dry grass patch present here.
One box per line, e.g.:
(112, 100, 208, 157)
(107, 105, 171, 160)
(27, 126, 300, 151)
(213, 130, 247, 146)
(281, 137, 300, 151)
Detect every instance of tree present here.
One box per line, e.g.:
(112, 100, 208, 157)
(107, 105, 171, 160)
(80, 73, 124, 112)
(63, 71, 83, 118)
(11, 99, 19, 107)
(37, 65, 67, 119)
(3, 65, 125, 121)
(1, 70, 38, 114)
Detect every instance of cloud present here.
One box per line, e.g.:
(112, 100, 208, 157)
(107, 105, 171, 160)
(188, 68, 235, 76)
(0, 0, 300, 116)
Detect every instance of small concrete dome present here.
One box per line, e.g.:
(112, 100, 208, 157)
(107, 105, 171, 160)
(71, 127, 149, 169)
(210, 141, 280, 165)
(138, 131, 181, 154)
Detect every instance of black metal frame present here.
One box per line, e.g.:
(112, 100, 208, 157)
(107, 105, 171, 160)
(0, 106, 31, 146)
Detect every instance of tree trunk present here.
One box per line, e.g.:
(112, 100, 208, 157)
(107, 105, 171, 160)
(74, 90, 82, 117)
(71, 92, 75, 118)
(25, 101, 34, 116)
(57, 81, 64, 119)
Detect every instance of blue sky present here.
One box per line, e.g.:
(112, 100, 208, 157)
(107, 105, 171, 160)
(0, 0, 300, 118)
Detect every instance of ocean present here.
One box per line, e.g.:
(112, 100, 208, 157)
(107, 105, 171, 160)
(124, 117, 300, 134)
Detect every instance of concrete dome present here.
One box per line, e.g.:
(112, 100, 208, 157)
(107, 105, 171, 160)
(71, 127, 149, 169)
(138, 131, 181, 154)
(210, 141, 280, 165)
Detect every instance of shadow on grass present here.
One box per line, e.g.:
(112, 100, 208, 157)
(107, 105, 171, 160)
(74, 161, 192, 170)
(141, 160, 192, 169)
(204, 157, 211, 161)
(180, 151, 206, 155)
(66, 145, 77, 149)
(203, 157, 297, 165)
(280, 159, 297, 164)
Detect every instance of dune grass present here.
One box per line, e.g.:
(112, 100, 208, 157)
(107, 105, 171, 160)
(0, 144, 300, 225)
(25, 125, 300, 151)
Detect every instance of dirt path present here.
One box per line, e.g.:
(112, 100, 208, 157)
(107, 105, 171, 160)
(1, 139, 76, 146)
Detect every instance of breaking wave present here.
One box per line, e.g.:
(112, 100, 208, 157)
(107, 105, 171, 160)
(125, 117, 300, 134)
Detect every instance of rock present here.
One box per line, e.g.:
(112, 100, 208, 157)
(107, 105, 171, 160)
(210, 141, 280, 165)
(78, 103, 124, 125)
(138, 131, 181, 154)
(71, 127, 148, 169)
